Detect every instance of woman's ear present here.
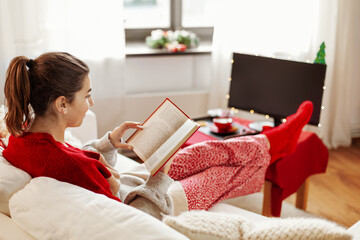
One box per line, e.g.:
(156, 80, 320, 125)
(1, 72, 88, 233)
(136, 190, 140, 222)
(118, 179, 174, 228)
(54, 96, 68, 114)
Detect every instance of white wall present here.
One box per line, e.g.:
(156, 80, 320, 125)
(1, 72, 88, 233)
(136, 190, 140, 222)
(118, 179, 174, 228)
(124, 55, 212, 94)
(95, 54, 212, 137)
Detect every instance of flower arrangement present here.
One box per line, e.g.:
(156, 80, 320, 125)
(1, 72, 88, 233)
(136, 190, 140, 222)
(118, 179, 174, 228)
(146, 29, 199, 52)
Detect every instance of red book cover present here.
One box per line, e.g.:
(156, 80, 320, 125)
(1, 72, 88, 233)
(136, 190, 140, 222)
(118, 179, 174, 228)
(126, 98, 200, 175)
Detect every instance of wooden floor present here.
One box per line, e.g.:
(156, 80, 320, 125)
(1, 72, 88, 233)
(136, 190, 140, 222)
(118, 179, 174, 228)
(285, 138, 360, 228)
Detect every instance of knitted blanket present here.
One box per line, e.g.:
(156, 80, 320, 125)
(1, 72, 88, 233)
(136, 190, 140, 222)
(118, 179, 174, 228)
(163, 210, 352, 240)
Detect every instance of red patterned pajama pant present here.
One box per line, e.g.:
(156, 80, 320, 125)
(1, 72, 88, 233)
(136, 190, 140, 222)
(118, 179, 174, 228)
(168, 135, 271, 210)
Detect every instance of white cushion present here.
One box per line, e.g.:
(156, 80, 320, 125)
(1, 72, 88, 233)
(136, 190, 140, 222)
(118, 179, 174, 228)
(115, 153, 140, 172)
(0, 152, 31, 216)
(9, 177, 189, 240)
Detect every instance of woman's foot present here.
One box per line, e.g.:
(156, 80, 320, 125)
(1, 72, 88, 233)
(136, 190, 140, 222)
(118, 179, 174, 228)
(263, 101, 313, 163)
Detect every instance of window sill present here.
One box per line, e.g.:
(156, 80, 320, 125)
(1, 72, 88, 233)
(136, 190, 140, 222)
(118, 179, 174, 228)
(126, 41, 212, 57)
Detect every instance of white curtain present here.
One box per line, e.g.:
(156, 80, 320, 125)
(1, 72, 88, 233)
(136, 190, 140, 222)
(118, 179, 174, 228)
(319, 0, 360, 148)
(0, 0, 16, 104)
(209, 0, 356, 148)
(0, 0, 126, 136)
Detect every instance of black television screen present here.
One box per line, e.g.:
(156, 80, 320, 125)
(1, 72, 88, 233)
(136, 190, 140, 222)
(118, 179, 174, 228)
(228, 53, 327, 126)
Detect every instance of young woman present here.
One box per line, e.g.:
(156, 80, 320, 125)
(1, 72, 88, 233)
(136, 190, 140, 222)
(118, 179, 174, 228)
(2, 52, 313, 219)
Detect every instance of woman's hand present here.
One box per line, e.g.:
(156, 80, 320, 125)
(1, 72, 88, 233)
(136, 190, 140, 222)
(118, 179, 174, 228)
(109, 121, 143, 150)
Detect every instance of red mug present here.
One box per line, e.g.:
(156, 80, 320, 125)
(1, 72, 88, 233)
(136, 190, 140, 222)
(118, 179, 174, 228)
(213, 117, 233, 132)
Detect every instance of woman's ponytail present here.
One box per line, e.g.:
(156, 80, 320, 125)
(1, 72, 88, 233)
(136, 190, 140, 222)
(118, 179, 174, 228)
(4, 56, 32, 136)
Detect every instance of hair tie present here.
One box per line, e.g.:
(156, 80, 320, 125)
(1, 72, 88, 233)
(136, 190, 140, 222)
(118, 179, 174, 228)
(26, 59, 34, 69)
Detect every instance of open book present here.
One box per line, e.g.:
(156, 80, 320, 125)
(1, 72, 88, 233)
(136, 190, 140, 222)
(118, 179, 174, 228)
(126, 98, 200, 175)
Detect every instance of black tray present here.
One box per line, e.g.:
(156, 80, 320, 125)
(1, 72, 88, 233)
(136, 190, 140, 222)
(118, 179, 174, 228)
(193, 116, 259, 140)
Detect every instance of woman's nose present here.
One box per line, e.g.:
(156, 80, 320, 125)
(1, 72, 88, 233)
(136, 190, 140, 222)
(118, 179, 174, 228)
(89, 96, 95, 106)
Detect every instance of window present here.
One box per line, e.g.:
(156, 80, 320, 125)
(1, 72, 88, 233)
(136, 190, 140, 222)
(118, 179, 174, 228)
(123, 0, 170, 29)
(124, 0, 214, 42)
(181, 0, 216, 28)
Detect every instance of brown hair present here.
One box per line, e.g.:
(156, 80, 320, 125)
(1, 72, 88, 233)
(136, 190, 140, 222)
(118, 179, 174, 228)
(4, 52, 89, 136)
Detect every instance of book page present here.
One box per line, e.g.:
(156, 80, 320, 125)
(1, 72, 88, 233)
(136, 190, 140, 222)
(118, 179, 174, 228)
(128, 100, 189, 160)
(144, 119, 197, 171)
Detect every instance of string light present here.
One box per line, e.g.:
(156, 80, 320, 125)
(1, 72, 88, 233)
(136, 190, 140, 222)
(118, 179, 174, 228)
(228, 77, 232, 82)
(318, 123, 322, 127)
(321, 106, 325, 110)
(231, 107, 235, 111)
(306, 60, 310, 63)
(225, 94, 230, 99)
(250, 110, 254, 114)
(230, 59, 234, 64)
(234, 109, 239, 113)
(323, 86, 326, 90)
(281, 118, 287, 123)
(265, 115, 270, 119)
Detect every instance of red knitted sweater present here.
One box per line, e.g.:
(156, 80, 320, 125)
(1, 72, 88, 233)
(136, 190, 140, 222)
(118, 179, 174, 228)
(3, 132, 120, 202)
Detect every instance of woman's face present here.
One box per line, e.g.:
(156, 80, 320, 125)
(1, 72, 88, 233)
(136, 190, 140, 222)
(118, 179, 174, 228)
(66, 75, 94, 127)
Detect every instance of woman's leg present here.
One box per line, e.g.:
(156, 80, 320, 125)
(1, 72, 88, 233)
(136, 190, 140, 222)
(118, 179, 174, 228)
(168, 101, 313, 210)
(169, 135, 270, 210)
(263, 100, 313, 163)
(168, 135, 269, 180)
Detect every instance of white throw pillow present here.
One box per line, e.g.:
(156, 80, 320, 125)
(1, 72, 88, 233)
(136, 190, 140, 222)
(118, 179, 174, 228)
(163, 211, 252, 240)
(0, 152, 31, 216)
(163, 211, 352, 240)
(9, 177, 189, 240)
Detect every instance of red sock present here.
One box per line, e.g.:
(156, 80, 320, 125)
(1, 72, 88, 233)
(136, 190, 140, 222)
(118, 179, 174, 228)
(263, 101, 313, 164)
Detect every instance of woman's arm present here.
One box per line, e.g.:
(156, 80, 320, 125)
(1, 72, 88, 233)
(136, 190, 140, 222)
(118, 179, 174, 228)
(82, 132, 118, 167)
(82, 122, 143, 167)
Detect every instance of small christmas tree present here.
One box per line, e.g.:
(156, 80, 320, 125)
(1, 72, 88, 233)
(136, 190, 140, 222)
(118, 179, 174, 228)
(314, 42, 326, 64)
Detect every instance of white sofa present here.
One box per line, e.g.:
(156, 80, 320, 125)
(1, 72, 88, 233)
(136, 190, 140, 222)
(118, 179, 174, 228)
(0, 111, 359, 240)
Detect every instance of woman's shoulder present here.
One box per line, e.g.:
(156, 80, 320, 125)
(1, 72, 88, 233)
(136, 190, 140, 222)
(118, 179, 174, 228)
(2, 133, 68, 175)
(6, 132, 58, 149)
(3, 132, 69, 162)
(4, 132, 98, 173)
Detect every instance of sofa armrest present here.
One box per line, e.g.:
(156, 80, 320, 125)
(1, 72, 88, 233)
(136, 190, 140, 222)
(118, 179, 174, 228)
(67, 110, 98, 143)
(115, 153, 139, 173)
